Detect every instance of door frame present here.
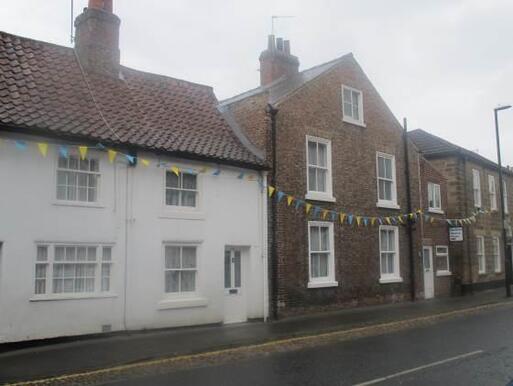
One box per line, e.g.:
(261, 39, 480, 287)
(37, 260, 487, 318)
(422, 245, 435, 299)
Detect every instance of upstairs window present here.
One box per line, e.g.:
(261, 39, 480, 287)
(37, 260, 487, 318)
(488, 175, 497, 211)
(57, 155, 100, 203)
(503, 181, 509, 214)
(342, 85, 364, 126)
(428, 183, 442, 212)
(472, 169, 481, 208)
(376, 152, 398, 208)
(165, 171, 198, 208)
(306, 136, 333, 201)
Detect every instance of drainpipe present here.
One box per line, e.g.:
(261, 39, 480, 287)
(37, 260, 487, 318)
(403, 118, 416, 301)
(266, 103, 279, 320)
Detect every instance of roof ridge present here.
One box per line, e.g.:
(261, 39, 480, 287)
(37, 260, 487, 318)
(121, 65, 214, 91)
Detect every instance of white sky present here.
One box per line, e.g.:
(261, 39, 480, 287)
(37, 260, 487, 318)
(1, 0, 512, 164)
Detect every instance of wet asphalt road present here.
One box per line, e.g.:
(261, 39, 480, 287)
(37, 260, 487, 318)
(103, 306, 513, 386)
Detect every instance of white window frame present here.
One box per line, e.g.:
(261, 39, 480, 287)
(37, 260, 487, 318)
(305, 136, 335, 202)
(488, 175, 497, 211)
(428, 182, 443, 213)
(341, 85, 365, 127)
(492, 236, 501, 273)
(472, 169, 481, 208)
(307, 221, 338, 288)
(379, 225, 402, 283)
(162, 243, 200, 298)
(376, 152, 399, 209)
(54, 150, 102, 207)
(31, 243, 114, 301)
(503, 181, 509, 214)
(435, 245, 451, 276)
(476, 236, 486, 274)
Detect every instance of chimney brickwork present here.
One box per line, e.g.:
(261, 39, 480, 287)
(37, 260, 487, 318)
(259, 35, 299, 86)
(74, 0, 120, 75)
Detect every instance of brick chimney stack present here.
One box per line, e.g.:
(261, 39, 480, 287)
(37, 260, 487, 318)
(74, 0, 120, 76)
(259, 35, 299, 86)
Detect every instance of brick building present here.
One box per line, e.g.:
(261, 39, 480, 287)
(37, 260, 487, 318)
(410, 129, 513, 293)
(221, 36, 452, 317)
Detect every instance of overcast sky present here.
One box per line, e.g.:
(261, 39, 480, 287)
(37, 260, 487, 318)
(2, 0, 512, 164)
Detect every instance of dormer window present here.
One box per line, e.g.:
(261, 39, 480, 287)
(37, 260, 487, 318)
(342, 85, 365, 126)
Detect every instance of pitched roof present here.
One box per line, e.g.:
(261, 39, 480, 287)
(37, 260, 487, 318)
(0, 31, 265, 169)
(220, 53, 353, 107)
(409, 129, 512, 174)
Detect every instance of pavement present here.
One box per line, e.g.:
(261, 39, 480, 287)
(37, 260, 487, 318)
(0, 289, 511, 384)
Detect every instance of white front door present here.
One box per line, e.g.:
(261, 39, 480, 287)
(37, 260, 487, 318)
(423, 246, 434, 299)
(224, 248, 247, 324)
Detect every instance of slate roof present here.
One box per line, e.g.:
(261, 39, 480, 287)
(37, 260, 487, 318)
(220, 53, 353, 107)
(0, 31, 265, 168)
(409, 129, 512, 174)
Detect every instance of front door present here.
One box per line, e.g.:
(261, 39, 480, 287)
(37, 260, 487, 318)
(224, 248, 247, 324)
(423, 246, 434, 299)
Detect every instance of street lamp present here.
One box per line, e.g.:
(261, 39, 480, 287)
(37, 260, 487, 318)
(494, 105, 512, 297)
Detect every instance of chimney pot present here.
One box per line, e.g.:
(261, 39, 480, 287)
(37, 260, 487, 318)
(276, 37, 284, 51)
(284, 40, 290, 54)
(267, 35, 276, 50)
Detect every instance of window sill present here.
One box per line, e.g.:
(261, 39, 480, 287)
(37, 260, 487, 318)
(342, 117, 366, 128)
(158, 297, 208, 310)
(379, 277, 403, 284)
(478, 271, 486, 276)
(436, 271, 452, 277)
(30, 293, 117, 302)
(305, 192, 336, 203)
(428, 208, 444, 215)
(307, 280, 339, 289)
(376, 201, 400, 210)
(159, 211, 205, 221)
(53, 201, 106, 209)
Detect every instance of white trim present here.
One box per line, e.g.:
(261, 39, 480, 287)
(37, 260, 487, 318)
(307, 221, 336, 287)
(161, 163, 203, 218)
(436, 271, 452, 277)
(30, 293, 118, 302)
(503, 180, 509, 214)
(488, 175, 497, 211)
(492, 236, 501, 273)
(341, 85, 365, 127)
(476, 236, 486, 274)
(378, 225, 402, 282)
(161, 242, 201, 299)
(376, 152, 399, 208)
(305, 135, 334, 201)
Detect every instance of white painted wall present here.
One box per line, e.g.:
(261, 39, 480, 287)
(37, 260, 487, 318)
(0, 133, 267, 343)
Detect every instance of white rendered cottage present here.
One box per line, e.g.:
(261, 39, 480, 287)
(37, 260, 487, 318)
(0, 1, 268, 343)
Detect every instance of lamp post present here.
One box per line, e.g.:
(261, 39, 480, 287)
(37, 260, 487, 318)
(494, 105, 512, 297)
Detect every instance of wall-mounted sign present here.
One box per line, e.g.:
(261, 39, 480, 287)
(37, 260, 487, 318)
(449, 227, 463, 242)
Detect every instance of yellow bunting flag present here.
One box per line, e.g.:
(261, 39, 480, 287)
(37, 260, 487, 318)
(198, 166, 208, 173)
(108, 149, 117, 163)
(356, 216, 361, 226)
(305, 203, 312, 214)
(340, 213, 346, 224)
(409, 213, 414, 220)
(397, 216, 404, 224)
(37, 142, 48, 157)
(430, 217, 436, 224)
(141, 159, 150, 167)
(322, 210, 328, 220)
(371, 217, 377, 226)
(287, 195, 294, 206)
(386, 217, 392, 225)
(268, 186, 275, 197)
(78, 146, 88, 160)
(171, 166, 180, 176)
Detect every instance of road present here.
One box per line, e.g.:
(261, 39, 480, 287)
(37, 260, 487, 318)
(102, 305, 513, 386)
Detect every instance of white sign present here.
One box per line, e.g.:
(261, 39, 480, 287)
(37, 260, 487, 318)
(449, 227, 463, 242)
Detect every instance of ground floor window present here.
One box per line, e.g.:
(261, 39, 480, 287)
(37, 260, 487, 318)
(435, 246, 450, 275)
(379, 226, 401, 282)
(307, 221, 336, 287)
(34, 244, 112, 295)
(476, 236, 486, 274)
(164, 245, 197, 293)
(492, 237, 501, 273)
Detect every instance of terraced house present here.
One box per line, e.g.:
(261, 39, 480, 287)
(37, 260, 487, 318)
(221, 36, 453, 317)
(0, 0, 268, 343)
(410, 129, 513, 294)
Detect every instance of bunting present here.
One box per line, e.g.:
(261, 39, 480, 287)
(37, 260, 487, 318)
(37, 143, 48, 157)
